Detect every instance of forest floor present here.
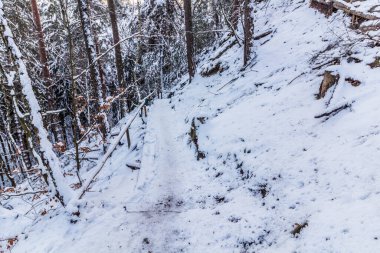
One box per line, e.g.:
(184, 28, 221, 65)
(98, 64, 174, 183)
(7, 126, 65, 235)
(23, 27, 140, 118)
(3, 0, 380, 252)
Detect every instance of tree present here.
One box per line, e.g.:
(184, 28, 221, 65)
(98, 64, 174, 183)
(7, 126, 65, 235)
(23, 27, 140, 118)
(0, 0, 73, 204)
(76, 0, 107, 150)
(76, 0, 102, 111)
(184, 0, 195, 81)
(231, 0, 240, 29)
(30, 0, 64, 144)
(106, 0, 126, 117)
(243, 0, 254, 66)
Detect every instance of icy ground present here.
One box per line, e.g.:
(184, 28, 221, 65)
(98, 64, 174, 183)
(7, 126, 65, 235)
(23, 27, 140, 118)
(3, 0, 380, 252)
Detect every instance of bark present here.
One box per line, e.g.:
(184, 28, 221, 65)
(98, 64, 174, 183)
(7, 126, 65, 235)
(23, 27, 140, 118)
(78, 0, 108, 152)
(184, 0, 195, 81)
(107, 0, 126, 118)
(211, 0, 220, 34)
(0, 135, 16, 187)
(107, 0, 125, 104)
(243, 0, 254, 66)
(59, 0, 82, 183)
(231, 0, 240, 29)
(11, 100, 32, 170)
(87, 0, 106, 103)
(76, 0, 102, 112)
(30, 0, 64, 144)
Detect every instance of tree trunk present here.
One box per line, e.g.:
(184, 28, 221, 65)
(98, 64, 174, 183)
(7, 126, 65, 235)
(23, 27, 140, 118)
(78, 0, 108, 152)
(183, 0, 195, 81)
(243, 0, 254, 66)
(58, 0, 82, 184)
(211, 0, 220, 36)
(0, 135, 16, 187)
(107, 0, 126, 117)
(77, 0, 102, 112)
(107, 0, 125, 95)
(30, 0, 64, 144)
(231, 0, 240, 30)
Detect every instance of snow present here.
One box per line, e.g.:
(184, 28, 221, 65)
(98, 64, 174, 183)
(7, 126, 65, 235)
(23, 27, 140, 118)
(0, 1, 73, 204)
(4, 0, 380, 252)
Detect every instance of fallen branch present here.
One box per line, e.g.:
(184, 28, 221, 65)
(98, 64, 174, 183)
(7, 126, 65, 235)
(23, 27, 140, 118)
(254, 30, 273, 40)
(76, 91, 155, 200)
(287, 72, 306, 85)
(210, 40, 238, 61)
(314, 103, 352, 119)
(0, 190, 47, 199)
(125, 209, 182, 214)
(312, 58, 340, 70)
(217, 76, 240, 92)
(126, 161, 140, 170)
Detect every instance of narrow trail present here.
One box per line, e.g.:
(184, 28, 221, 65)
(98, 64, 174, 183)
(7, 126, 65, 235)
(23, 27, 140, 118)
(124, 99, 210, 252)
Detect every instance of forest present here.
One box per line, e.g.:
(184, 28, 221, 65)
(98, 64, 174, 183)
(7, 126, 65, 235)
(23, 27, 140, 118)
(0, 0, 253, 204)
(2, 0, 380, 252)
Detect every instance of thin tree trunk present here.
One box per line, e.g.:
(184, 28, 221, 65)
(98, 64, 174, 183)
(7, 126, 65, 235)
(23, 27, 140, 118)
(107, 0, 126, 117)
(0, 135, 16, 187)
(231, 0, 240, 29)
(30, 0, 64, 144)
(77, 0, 108, 152)
(211, 0, 220, 37)
(59, 0, 82, 184)
(243, 0, 254, 66)
(184, 0, 195, 81)
(77, 0, 102, 112)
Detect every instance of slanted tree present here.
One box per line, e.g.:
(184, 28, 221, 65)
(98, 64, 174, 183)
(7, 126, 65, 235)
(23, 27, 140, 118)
(0, 1, 73, 204)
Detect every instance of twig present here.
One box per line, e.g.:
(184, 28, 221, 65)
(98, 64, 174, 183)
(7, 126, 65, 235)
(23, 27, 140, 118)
(287, 72, 306, 85)
(312, 58, 340, 70)
(74, 33, 141, 80)
(254, 30, 273, 40)
(314, 103, 352, 119)
(125, 209, 182, 214)
(0, 190, 47, 198)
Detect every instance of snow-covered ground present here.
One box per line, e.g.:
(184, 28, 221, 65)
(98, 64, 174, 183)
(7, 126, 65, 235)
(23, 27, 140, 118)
(3, 0, 380, 252)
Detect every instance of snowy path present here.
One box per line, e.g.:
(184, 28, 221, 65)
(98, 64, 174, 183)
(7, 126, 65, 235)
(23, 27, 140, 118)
(10, 98, 251, 253)
(123, 99, 210, 252)
(120, 99, 254, 252)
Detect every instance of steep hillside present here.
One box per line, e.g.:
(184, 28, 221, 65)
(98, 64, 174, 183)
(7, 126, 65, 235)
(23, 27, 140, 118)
(3, 0, 380, 252)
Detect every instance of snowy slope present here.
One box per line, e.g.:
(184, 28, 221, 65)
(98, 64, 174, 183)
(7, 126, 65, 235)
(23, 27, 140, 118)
(4, 0, 380, 252)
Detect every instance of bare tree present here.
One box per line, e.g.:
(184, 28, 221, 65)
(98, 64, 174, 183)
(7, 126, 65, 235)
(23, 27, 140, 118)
(77, 0, 107, 150)
(107, 0, 126, 117)
(231, 0, 240, 29)
(76, 0, 102, 111)
(184, 0, 195, 81)
(30, 0, 64, 143)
